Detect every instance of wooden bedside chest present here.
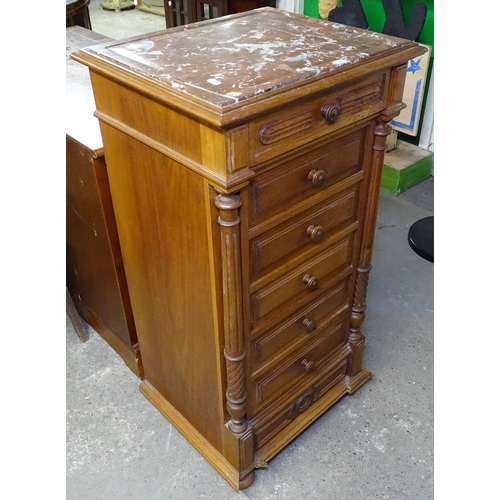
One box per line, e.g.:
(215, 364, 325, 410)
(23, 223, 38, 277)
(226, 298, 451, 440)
(72, 8, 425, 489)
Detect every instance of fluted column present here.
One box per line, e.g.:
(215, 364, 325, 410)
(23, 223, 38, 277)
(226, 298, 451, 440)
(215, 193, 248, 435)
(347, 118, 392, 376)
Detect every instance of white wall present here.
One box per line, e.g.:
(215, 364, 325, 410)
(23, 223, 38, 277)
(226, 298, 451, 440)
(276, 0, 304, 13)
(418, 65, 434, 153)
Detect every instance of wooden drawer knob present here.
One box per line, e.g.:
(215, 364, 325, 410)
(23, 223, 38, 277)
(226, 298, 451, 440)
(302, 274, 317, 289)
(301, 358, 316, 373)
(308, 169, 325, 187)
(307, 224, 324, 242)
(302, 317, 317, 332)
(321, 104, 339, 124)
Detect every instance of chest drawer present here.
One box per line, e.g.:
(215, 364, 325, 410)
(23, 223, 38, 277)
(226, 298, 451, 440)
(251, 314, 349, 410)
(249, 128, 366, 227)
(249, 72, 386, 166)
(251, 359, 348, 452)
(251, 233, 354, 325)
(249, 185, 358, 283)
(251, 278, 350, 371)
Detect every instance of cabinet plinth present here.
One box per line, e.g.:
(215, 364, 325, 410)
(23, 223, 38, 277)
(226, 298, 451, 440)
(72, 8, 425, 489)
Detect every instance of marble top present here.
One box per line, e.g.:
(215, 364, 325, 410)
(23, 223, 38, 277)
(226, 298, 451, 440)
(78, 8, 412, 110)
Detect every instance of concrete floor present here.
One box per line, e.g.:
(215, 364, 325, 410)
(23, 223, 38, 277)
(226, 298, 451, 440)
(67, 4, 434, 498)
(88, 1, 166, 38)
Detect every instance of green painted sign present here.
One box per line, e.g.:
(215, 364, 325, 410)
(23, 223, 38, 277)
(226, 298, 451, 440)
(303, 0, 434, 55)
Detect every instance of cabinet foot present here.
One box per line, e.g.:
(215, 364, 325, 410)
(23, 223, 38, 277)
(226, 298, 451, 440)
(346, 367, 372, 393)
(239, 471, 255, 490)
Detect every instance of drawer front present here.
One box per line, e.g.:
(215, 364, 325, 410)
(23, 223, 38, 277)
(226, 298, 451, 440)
(251, 234, 354, 324)
(252, 278, 349, 370)
(249, 128, 365, 226)
(250, 185, 358, 282)
(251, 316, 349, 409)
(252, 360, 348, 451)
(254, 361, 347, 450)
(249, 72, 386, 165)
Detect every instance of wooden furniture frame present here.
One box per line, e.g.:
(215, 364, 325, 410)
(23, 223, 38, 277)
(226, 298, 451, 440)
(163, 0, 275, 27)
(66, 0, 92, 29)
(66, 287, 89, 342)
(73, 8, 425, 489)
(66, 27, 142, 378)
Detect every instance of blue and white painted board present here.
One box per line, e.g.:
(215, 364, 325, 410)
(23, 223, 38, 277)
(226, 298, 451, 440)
(392, 43, 431, 137)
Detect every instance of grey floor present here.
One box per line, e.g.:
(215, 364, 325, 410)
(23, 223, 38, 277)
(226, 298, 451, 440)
(88, 1, 166, 38)
(67, 4, 434, 499)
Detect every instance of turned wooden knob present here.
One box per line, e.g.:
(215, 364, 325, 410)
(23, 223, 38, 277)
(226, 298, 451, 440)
(301, 358, 316, 373)
(308, 169, 325, 187)
(307, 224, 324, 242)
(302, 317, 317, 332)
(321, 104, 339, 124)
(302, 274, 317, 289)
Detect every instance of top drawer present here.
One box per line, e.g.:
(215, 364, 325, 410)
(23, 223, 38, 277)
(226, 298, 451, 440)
(249, 72, 387, 166)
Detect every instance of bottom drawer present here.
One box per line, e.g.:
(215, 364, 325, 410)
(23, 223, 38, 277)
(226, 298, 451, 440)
(253, 360, 348, 451)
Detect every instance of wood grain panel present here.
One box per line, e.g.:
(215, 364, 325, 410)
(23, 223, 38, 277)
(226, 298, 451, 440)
(98, 123, 226, 449)
(66, 136, 139, 365)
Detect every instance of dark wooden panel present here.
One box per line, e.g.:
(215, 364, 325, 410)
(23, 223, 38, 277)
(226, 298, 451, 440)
(66, 137, 135, 348)
(66, 0, 92, 29)
(66, 27, 141, 377)
(163, 0, 276, 28)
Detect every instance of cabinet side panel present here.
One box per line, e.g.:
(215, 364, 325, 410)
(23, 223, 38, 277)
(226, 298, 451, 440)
(100, 123, 224, 447)
(66, 135, 136, 347)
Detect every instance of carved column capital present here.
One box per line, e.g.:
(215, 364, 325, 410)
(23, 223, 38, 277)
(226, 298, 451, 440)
(215, 193, 242, 213)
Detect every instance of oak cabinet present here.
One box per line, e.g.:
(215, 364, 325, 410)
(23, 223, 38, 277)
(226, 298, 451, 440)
(72, 8, 425, 489)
